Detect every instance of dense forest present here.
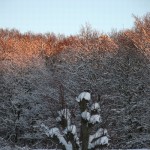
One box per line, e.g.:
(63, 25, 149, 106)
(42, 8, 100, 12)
(0, 13, 150, 149)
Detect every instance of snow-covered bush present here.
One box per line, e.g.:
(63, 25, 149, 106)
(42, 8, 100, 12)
(41, 91, 109, 150)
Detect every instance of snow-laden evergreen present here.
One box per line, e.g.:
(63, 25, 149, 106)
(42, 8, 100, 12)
(41, 124, 72, 150)
(41, 91, 109, 150)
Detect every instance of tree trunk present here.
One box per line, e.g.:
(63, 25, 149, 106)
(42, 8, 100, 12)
(79, 99, 90, 150)
(81, 120, 89, 150)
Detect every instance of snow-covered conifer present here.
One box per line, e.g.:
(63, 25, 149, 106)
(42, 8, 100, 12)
(41, 91, 109, 150)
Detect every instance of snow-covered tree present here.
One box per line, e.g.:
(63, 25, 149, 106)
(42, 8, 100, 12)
(41, 91, 109, 150)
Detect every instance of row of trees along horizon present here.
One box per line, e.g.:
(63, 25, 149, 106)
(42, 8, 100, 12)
(0, 13, 150, 149)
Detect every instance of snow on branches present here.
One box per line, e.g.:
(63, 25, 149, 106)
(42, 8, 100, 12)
(41, 108, 80, 150)
(41, 123, 72, 150)
(91, 102, 101, 113)
(77, 92, 109, 149)
(63, 125, 80, 147)
(81, 110, 91, 121)
(89, 114, 102, 124)
(63, 125, 77, 135)
(81, 110, 102, 124)
(56, 108, 71, 127)
(89, 135, 109, 149)
(88, 128, 109, 149)
(76, 91, 91, 102)
(41, 91, 109, 150)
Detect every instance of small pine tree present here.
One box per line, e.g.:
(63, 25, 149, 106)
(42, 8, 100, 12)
(41, 91, 109, 150)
